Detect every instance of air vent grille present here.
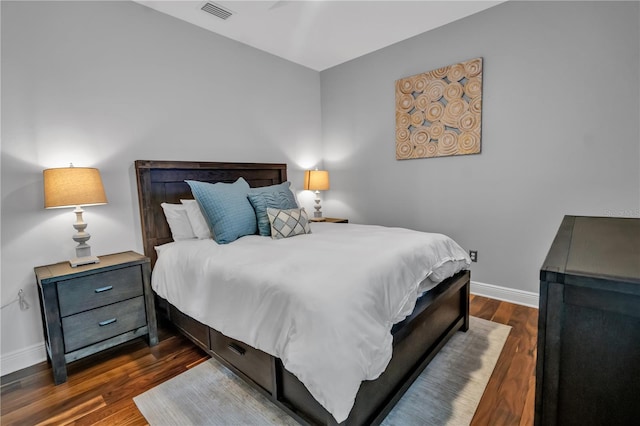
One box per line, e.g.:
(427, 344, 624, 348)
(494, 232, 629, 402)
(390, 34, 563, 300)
(201, 2, 233, 20)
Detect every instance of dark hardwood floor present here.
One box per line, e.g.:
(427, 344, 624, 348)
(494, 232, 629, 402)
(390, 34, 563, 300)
(0, 295, 537, 425)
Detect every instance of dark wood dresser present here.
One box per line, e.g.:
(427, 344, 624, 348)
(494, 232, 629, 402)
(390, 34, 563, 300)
(536, 215, 640, 425)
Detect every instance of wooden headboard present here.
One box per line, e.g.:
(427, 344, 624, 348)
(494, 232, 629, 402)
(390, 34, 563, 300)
(135, 160, 287, 267)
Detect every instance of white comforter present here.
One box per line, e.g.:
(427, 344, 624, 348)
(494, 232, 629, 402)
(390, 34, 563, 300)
(152, 222, 470, 422)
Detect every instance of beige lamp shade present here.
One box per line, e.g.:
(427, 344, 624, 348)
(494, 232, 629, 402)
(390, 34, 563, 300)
(303, 170, 330, 191)
(44, 167, 108, 208)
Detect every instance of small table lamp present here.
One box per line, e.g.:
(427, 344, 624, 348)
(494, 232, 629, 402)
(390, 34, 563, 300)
(43, 165, 108, 267)
(303, 169, 330, 219)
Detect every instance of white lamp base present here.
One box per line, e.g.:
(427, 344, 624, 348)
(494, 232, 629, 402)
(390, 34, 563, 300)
(313, 190, 323, 218)
(69, 206, 100, 267)
(69, 255, 100, 268)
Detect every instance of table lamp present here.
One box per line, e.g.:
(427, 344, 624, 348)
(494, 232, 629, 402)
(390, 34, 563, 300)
(303, 169, 330, 219)
(43, 165, 108, 267)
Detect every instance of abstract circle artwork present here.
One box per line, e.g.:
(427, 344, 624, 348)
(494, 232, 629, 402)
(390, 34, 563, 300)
(396, 57, 483, 160)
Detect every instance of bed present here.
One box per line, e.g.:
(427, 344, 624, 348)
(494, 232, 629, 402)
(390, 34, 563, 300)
(135, 160, 471, 425)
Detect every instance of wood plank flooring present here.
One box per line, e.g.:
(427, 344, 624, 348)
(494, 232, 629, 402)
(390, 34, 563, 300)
(1, 295, 537, 425)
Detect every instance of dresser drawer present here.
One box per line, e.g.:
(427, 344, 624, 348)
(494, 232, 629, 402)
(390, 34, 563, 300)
(57, 266, 144, 317)
(209, 328, 273, 393)
(62, 296, 147, 352)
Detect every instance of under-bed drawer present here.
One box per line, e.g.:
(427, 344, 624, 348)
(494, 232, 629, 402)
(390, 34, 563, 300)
(170, 305, 210, 349)
(209, 328, 273, 393)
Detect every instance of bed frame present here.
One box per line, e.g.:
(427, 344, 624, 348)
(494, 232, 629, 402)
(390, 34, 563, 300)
(135, 160, 470, 425)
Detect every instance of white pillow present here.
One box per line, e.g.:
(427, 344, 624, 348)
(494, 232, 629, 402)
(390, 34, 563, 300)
(160, 203, 196, 240)
(180, 199, 212, 239)
(288, 183, 301, 206)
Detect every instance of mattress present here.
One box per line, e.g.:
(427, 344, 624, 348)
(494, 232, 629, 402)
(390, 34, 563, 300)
(152, 222, 470, 422)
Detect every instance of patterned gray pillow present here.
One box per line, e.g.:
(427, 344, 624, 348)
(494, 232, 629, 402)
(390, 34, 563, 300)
(267, 207, 312, 239)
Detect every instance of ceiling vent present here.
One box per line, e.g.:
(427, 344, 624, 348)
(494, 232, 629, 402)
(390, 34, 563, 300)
(201, 2, 233, 20)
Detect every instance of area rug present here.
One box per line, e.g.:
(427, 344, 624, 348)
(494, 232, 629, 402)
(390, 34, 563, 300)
(134, 316, 510, 426)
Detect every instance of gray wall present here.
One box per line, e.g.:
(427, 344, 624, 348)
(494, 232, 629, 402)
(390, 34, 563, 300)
(1, 0, 321, 371)
(320, 1, 639, 294)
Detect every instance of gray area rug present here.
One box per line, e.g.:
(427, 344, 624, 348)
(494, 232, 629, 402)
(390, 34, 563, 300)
(134, 316, 510, 426)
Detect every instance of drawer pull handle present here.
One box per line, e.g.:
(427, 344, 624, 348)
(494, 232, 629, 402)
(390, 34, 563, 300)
(94, 286, 113, 293)
(99, 318, 117, 326)
(228, 343, 246, 356)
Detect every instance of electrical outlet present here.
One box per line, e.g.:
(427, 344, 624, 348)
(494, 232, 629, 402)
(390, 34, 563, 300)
(469, 250, 478, 262)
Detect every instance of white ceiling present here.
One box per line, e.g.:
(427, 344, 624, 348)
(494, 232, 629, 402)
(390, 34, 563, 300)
(135, 0, 504, 71)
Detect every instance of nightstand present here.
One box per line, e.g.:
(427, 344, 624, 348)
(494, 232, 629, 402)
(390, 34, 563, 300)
(34, 251, 158, 384)
(310, 217, 348, 223)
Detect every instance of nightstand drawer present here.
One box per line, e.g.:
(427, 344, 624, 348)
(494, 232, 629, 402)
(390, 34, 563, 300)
(62, 296, 147, 352)
(210, 328, 273, 393)
(57, 266, 144, 317)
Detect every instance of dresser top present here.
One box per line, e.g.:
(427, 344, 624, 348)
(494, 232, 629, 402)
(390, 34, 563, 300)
(541, 216, 640, 287)
(35, 251, 148, 282)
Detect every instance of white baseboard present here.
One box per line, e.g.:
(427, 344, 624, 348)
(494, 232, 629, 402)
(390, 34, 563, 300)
(1, 342, 47, 377)
(471, 280, 539, 308)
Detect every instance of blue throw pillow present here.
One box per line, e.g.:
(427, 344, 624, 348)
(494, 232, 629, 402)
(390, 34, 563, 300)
(186, 178, 257, 244)
(248, 182, 299, 236)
